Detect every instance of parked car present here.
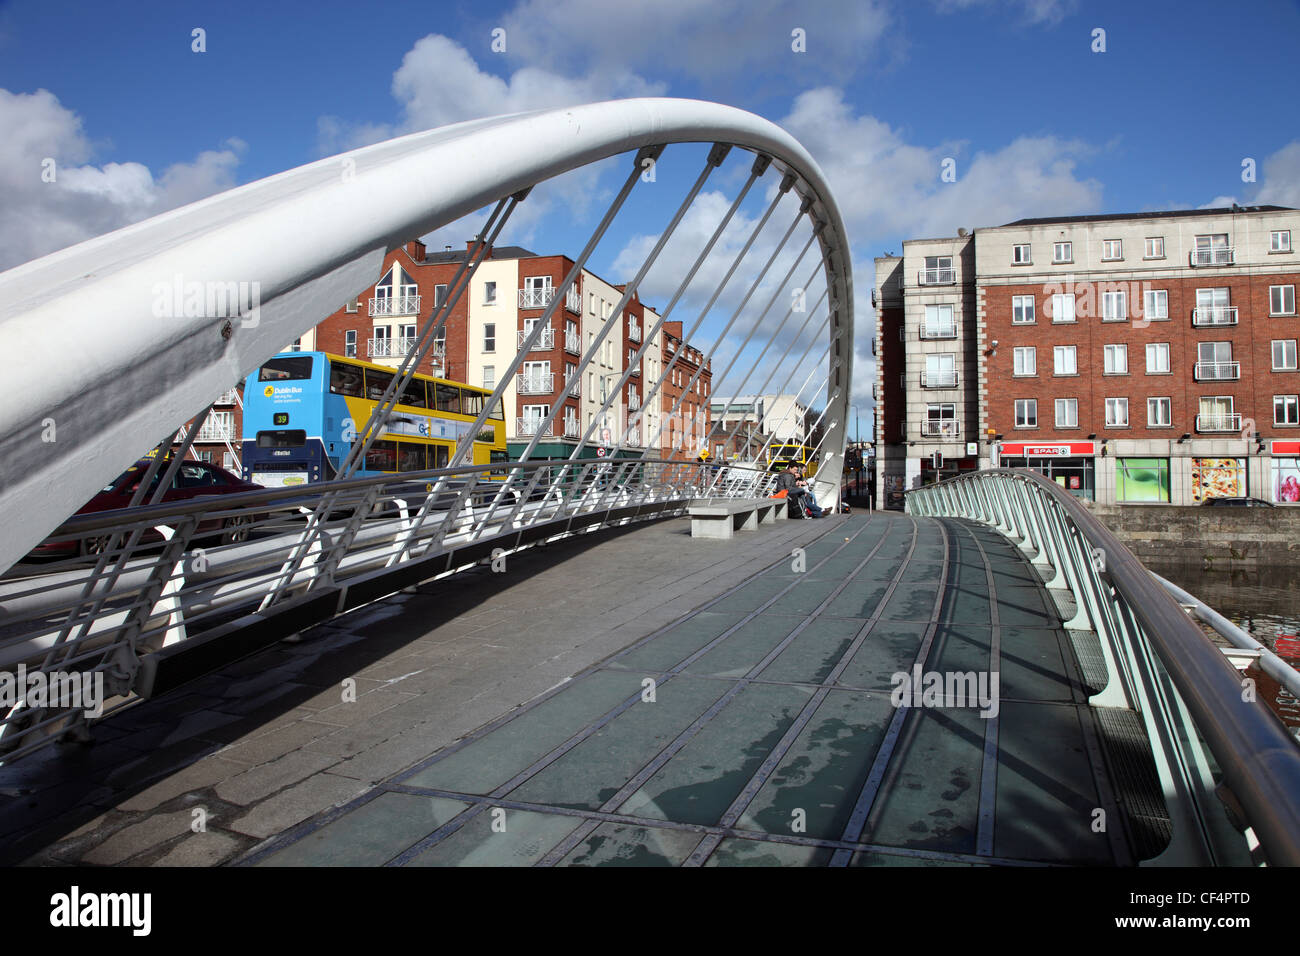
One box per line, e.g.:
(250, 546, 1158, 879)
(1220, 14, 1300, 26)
(30, 458, 265, 558)
(1201, 496, 1274, 507)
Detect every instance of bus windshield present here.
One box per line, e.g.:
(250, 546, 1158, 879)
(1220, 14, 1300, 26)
(258, 356, 314, 381)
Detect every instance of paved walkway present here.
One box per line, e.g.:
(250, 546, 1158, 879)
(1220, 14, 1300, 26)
(3, 511, 1144, 866)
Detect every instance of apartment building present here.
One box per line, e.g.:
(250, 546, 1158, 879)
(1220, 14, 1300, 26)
(659, 320, 713, 460)
(874, 205, 1300, 507)
(707, 393, 810, 462)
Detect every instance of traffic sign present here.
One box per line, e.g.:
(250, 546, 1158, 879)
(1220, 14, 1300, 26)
(596, 447, 606, 457)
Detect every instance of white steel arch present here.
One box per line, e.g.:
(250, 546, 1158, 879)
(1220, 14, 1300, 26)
(0, 98, 854, 572)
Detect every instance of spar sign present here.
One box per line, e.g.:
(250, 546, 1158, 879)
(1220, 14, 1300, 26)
(997, 442, 1096, 463)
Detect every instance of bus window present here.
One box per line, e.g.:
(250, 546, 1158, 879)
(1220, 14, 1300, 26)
(364, 440, 397, 472)
(257, 430, 307, 448)
(399, 378, 429, 408)
(432, 444, 450, 469)
(434, 383, 460, 413)
(397, 443, 426, 472)
(487, 398, 504, 421)
(366, 369, 395, 402)
(330, 362, 364, 398)
(460, 390, 484, 416)
(490, 450, 509, 464)
(258, 356, 314, 381)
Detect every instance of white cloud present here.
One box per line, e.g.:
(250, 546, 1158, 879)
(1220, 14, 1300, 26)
(0, 88, 244, 271)
(932, 0, 1078, 25)
(1256, 142, 1300, 209)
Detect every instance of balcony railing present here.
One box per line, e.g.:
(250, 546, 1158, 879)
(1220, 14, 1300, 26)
(920, 324, 957, 340)
(518, 326, 555, 350)
(516, 417, 554, 438)
(920, 421, 960, 438)
(214, 388, 240, 406)
(1194, 361, 1240, 381)
(369, 294, 420, 316)
(628, 321, 641, 342)
(918, 268, 956, 285)
(1196, 412, 1242, 432)
(624, 428, 642, 447)
(565, 331, 581, 354)
(563, 419, 579, 439)
(195, 420, 236, 442)
(1191, 247, 1234, 267)
(1192, 306, 1238, 326)
(368, 336, 421, 358)
(517, 372, 554, 395)
(517, 287, 582, 312)
(922, 370, 959, 388)
(566, 377, 580, 397)
(628, 394, 641, 411)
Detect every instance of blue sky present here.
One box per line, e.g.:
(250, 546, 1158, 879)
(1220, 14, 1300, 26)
(2, 0, 1298, 420)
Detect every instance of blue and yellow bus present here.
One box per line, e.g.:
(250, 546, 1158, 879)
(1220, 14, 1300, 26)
(241, 351, 506, 487)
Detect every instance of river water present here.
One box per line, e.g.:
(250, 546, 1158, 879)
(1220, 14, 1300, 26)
(1145, 560, 1300, 734)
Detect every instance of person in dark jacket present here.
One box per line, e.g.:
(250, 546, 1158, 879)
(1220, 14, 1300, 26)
(776, 465, 823, 517)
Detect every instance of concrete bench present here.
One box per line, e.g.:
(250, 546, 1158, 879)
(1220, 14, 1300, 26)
(688, 497, 786, 539)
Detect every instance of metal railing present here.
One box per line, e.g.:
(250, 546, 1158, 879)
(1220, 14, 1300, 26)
(918, 268, 955, 285)
(1193, 307, 1238, 326)
(518, 287, 582, 312)
(920, 324, 957, 340)
(628, 321, 641, 342)
(920, 420, 959, 438)
(517, 372, 554, 395)
(518, 326, 554, 350)
(565, 331, 581, 354)
(369, 293, 421, 316)
(921, 370, 958, 388)
(906, 469, 1300, 866)
(1191, 247, 1234, 267)
(1196, 412, 1241, 432)
(1194, 361, 1240, 381)
(0, 458, 772, 766)
(368, 335, 420, 358)
(516, 417, 554, 438)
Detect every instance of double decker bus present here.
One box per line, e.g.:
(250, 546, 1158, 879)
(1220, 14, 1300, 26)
(766, 442, 818, 478)
(241, 351, 506, 486)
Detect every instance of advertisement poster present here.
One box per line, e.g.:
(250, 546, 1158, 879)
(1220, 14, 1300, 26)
(1116, 458, 1171, 502)
(1191, 458, 1245, 502)
(1275, 457, 1300, 503)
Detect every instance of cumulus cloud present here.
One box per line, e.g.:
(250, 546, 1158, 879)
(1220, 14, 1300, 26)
(0, 88, 244, 271)
(1193, 142, 1300, 210)
(932, 0, 1078, 25)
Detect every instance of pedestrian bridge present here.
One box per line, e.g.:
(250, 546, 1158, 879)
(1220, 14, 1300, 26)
(0, 98, 1298, 866)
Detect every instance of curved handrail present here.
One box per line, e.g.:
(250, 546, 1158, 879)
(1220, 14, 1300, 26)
(907, 468, 1300, 866)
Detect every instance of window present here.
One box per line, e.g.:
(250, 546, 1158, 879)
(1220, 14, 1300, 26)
(1102, 239, 1123, 261)
(589, 292, 598, 314)
(923, 404, 957, 437)
(922, 304, 956, 338)
(1148, 397, 1172, 427)
(1050, 293, 1076, 323)
(1193, 234, 1231, 266)
(1144, 237, 1165, 259)
(1015, 399, 1037, 428)
(345, 297, 359, 313)
(1271, 285, 1296, 315)
(1012, 244, 1031, 264)
(1012, 295, 1035, 324)
(1104, 344, 1128, 374)
(482, 366, 495, 390)
(1271, 230, 1292, 253)
(1105, 398, 1129, 427)
(1053, 241, 1072, 263)
(434, 284, 448, 308)
(1277, 395, 1300, 426)
(1053, 345, 1077, 375)
(924, 353, 957, 387)
(1118, 458, 1171, 502)
(1055, 398, 1078, 428)
(1101, 289, 1127, 322)
(1199, 396, 1236, 431)
(1273, 340, 1298, 371)
(1146, 343, 1170, 374)
(484, 281, 497, 304)
(1143, 289, 1168, 320)
(289, 337, 302, 352)
(484, 322, 495, 352)
(1013, 346, 1036, 376)
(345, 330, 357, 358)
(923, 255, 954, 283)
(1197, 341, 1235, 380)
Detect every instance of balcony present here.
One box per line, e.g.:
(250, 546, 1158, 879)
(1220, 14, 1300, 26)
(214, 388, 240, 406)
(628, 320, 641, 342)
(195, 419, 236, 442)
(1192, 306, 1238, 327)
(921, 370, 959, 388)
(920, 324, 957, 340)
(517, 287, 582, 313)
(918, 268, 956, 285)
(1196, 412, 1242, 433)
(369, 294, 420, 316)
(368, 336, 419, 358)
(516, 417, 554, 438)
(920, 421, 960, 438)
(566, 377, 580, 397)
(517, 372, 554, 395)
(1194, 361, 1240, 381)
(1191, 248, 1234, 267)
(624, 428, 642, 447)
(565, 330, 581, 354)
(563, 418, 579, 439)
(518, 326, 555, 350)
(628, 393, 641, 411)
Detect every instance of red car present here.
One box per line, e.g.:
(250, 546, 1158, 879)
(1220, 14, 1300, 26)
(31, 459, 264, 558)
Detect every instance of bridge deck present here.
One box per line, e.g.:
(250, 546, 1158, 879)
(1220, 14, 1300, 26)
(5, 512, 1147, 866)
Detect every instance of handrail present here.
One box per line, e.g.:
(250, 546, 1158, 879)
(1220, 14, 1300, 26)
(906, 468, 1300, 866)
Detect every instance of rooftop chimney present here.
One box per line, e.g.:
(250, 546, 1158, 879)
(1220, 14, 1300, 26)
(406, 239, 427, 261)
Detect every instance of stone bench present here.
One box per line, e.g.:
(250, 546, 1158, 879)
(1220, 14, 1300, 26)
(688, 497, 787, 539)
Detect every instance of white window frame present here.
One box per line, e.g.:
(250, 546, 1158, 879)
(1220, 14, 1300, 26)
(1143, 289, 1168, 320)
(1271, 285, 1296, 316)
(1053, 241, 1072, 263)
(1273, 339, 1298, 371)
(1271, 230, 1292, 253)
(1275, 395, 1300, 427)
(1050, 293, 1076, 323)
(345, 329, 357, 358)
(1053, 345, 1077, 376)
(434, 284, 448, 308)
(1012, 295, 1035, 324)
(484, 281, 497, 304)
(1013, 346, 1036, 377)
(1146, 343, 1171, 374)
(1144, 237, 1165, 259)
(483, 322, 496, 353)
(345, 297, 359, 314)
(1105, 397, 1129, 427)
(1104, 344, 1128, 375)
(1148, 397, 1172, 427)
(1102, 239, 1123, 261)
(482, 365, 495, 390)
(1012, 244, 1031, 265)
(1015, 399, 1037, 428)
(1055, 398, 1079, 429)
(1101, 289, 1127, 322)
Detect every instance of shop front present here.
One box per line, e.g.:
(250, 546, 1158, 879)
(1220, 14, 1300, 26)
(1272, 441, 1300, 504)
(996, 441, 1096, 500)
